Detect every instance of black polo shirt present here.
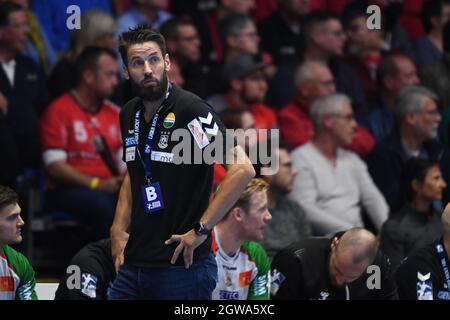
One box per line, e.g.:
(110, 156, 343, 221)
(271, 235, 398, 300)
(119, 84, 228, 267)
(396, 240, 450, 300)
(55, 239, 115, 300)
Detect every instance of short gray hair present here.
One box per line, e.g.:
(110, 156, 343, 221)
(310, 93, 351, 130)
(395, 85, 438, 122)
(294, 61, 329, 87)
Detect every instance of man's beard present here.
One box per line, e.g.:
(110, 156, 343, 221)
(131, 71, 168, 101)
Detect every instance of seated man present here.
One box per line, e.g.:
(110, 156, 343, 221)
(271, 227, 398, 300)
(55, 238, 116, 300)
(212, 178, 272, 300)
(0, 185, 37, 300)
(260, 140, 311, 257)
(39, 46, 124, 240)
(289, 94, 388, 236)
(396, 202, 450, 300)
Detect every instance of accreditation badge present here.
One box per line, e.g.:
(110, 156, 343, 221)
(141, 182, 165, 213)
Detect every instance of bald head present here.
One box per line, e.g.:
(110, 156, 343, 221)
(442, 203, 450, 236)
(336, 228, 378, 264)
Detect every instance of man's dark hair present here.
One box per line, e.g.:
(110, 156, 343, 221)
(0, 1, 23, 28)
(421, 0, 450, 34)
(376, 54, 412, 89)
(0, 185, 18, 213)
(118, 25, 166, 65)
(74, 46, 117, 85)
(160, 16, 194, 42)
(303, 11, 340, 41)
(340, 1, 366, 31)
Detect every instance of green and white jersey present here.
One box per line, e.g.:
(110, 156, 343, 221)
(0, 245, 37, 300)
(212, 229, 270, 300)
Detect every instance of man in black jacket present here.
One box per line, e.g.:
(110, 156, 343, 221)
(271, 227, 398, 300)
(55, 238, 116, 300)
(396, 203, 450, 300)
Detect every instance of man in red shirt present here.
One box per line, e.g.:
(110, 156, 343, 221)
(208, 54, 277, 131)
(278, 61, 375, 158)
(39, 46, 124, 240)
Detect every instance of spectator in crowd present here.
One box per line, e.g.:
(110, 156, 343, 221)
(197, 0, 256, 64)
(55, 238, 116, 300)
(367, 85, 450, 209)
(271, 227, 398, 300)
(219, 14, 260, 63)
(0, 1, 49, 180)
(289, 94, 388, 236)
(39, 47, 124, 241)
(29, 0, 114, 53)
(160, 17, 212, 98)
(396, 201, 450, 300)
(380, 158, 445, 270)
(414, 0, 450, 68)
(208, 54, 277, 131)
(258, 0, 310, 64)
(260, 140, 311, 257)
(0, 185, 37, 300)
(364, 54, 420, 142)
(421, 20, 450, 113)
(212, 178, 271, 300)
(48, 9, 119, 101)
(267, 11, 366, 111)
(278, 61, 375, 158)
(8, 0, 57, 75)
(214, 108, 257, 190)
(116, 0, 171, 35)
(341, 3, 385, 108)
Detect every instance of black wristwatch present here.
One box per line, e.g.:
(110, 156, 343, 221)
(194, 221, 211, 236)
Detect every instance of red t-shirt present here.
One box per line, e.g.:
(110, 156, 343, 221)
(39, 93, 122, 183)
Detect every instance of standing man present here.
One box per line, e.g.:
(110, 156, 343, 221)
(0, 185, 37, 300)
(109, 26, 255, 300)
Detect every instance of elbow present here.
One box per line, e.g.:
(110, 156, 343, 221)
(234, 162, 255, 183)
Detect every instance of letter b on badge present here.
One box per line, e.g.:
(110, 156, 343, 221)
(145, 186, 157, 201)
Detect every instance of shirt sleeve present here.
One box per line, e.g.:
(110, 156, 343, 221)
(15, 253, 38, 300)
(247, 243, 271, 300)
(354, 156, 389, 231)
(39, 102, 68, 151)
(182, 100, 231, 164)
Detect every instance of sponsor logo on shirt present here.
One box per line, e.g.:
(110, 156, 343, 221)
(81, 273, 97, 299)
(270, 269, 286, 296)
(163, 112, 176, 129)
(252, 274, 269, 296)
(187, 119, 209, 149)
(219, 290, 239, 300)
(417, 272, 433, 300)
(151, 151, 173, 163)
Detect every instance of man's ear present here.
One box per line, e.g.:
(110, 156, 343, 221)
(164, 53, 171, 72)
(232, 207, 245, 222)
(123, 65, 130, 80)
(83, 69, 95, 85)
